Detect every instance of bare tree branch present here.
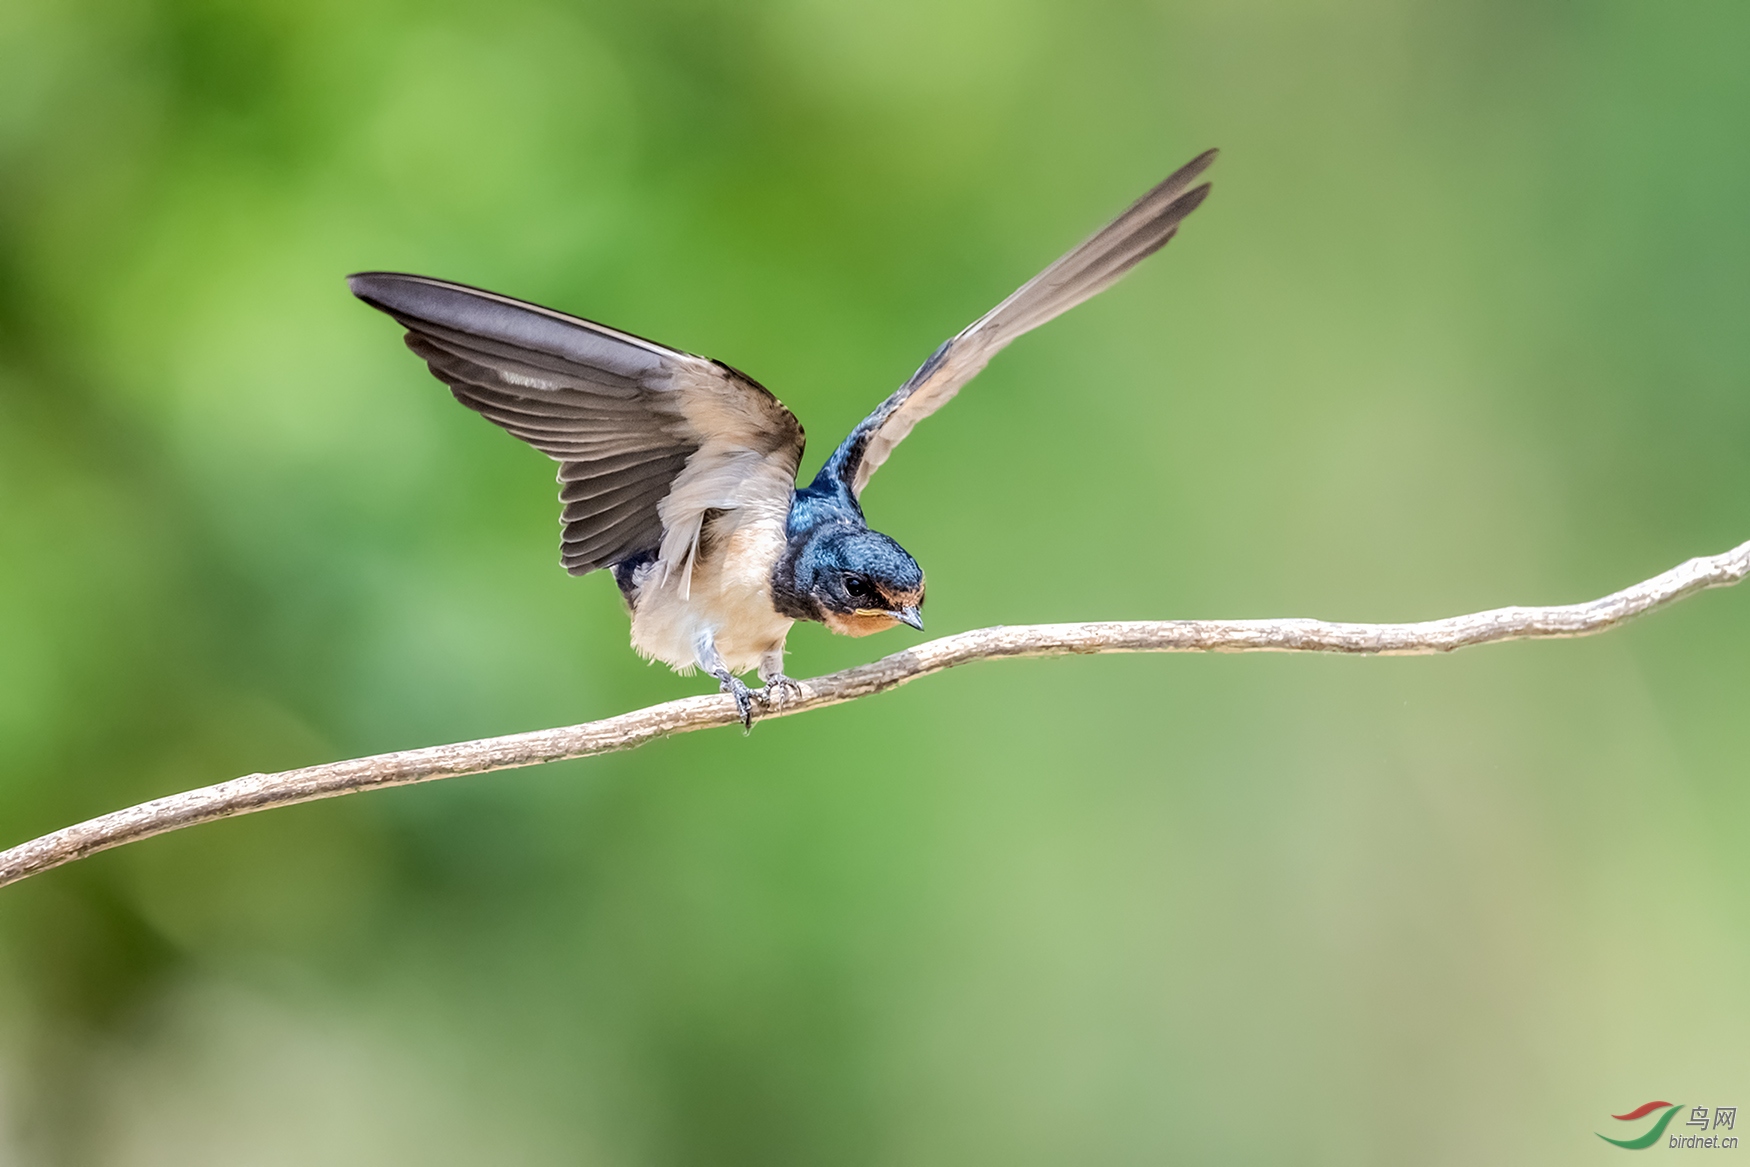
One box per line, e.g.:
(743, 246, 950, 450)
(2, 538, 1745, 891)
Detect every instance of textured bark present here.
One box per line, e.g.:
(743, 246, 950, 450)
(2, 537, 1745, 891)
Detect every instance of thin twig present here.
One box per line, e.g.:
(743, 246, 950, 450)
(2, 538, 1746, 891)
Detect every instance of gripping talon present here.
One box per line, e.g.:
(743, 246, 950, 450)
(716, 673, 755, 731)
(758, 673, 803, 706)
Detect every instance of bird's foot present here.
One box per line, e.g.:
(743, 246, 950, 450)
(757, 673, 804, 707)
(714, 672, 755, 732)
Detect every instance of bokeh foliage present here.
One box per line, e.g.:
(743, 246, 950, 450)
(1, 0, 1747, 1162)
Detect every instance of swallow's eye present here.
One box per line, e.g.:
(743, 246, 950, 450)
(842, 574, 878, 604)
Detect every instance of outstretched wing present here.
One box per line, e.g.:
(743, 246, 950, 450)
(823, 149, 1216, 497)
(349, 273, 806, 581)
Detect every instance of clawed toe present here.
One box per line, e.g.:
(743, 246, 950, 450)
(718, 674, 755, 731)
(758, 674, 803, 706)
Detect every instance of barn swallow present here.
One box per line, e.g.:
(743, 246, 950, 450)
(350, 149, 1214, 726)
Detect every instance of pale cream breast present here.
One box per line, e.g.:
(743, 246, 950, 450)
(628, 496, 793, 676)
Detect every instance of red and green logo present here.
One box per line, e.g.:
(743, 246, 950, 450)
(1599, 1102, 1683, 1150)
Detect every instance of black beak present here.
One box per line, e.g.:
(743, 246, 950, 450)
(896, 606, 924, 631)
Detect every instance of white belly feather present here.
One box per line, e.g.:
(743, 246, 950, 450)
(627, 496, 793, 676)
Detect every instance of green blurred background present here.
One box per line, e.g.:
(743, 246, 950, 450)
(1, 0, 1747, 1162)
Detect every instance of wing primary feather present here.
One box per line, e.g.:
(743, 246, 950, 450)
(814, 150, 1216, 498)
(350, 272, 673, 378)
(440, 377, 651, 420)
(405, 328, 648, 396)
(977, 180, 1211, 345)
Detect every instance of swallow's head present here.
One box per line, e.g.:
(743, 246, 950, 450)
(789, 526, 925, 637)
